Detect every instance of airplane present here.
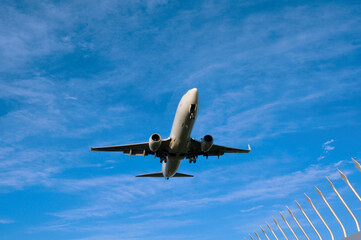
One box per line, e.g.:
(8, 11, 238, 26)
(90, 88, 251, 179)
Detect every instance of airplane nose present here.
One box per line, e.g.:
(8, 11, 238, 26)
(189, 88, 198, 99)
(189, 88, 198, 94)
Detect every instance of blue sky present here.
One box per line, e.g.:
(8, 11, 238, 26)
(1, 0, 361, 239)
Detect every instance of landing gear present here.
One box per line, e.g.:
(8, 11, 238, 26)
(160, 157, 167, 163)
(188, 157, 196, 163)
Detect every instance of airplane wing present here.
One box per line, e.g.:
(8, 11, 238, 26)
(90, 138, 171, 157)
(189, 138, 251, 158)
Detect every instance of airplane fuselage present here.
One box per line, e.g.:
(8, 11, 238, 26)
(162, 88, 199, 178)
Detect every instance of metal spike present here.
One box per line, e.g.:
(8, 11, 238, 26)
(326, 177, 360, 231)
(295, 201, 322, 240)
(280, 212, 299, 240)
(266, 222, 279, 240)
(260, 226, 270, 240)
(249, 234, 254, 240)
(338, 169, 361, 202)
(352, 158, 361, 172)
(315, 186, 346, 237)
(255, 232, 261, 240)
(305, 193, 334, 240)
(273, 217, 288, 240)
(287, 206, 310, 240)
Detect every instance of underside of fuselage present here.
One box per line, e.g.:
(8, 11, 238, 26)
(162, 88, 199, 179)
(162, 156, 183, 179)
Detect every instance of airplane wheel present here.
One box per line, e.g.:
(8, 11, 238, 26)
(160, 159, 163, 163)
(194, 159, 196, 163)
(189, 159, 192, 163)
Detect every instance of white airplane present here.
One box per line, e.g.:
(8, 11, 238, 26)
(91, 88, 250, 179)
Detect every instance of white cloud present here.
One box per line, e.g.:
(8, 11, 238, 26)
(323, 139, 335, 146)
(0, 1, 360, 239)
(317, 139, 335, 160)
(0, 219, 15, 224)
(240, 205, 264, 213)
(324, 145, 335, 151)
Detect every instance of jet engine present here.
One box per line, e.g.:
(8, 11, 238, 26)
(201, 134, 213, 152)
(149, 133, 162, 152)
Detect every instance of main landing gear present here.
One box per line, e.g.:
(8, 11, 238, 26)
(160, 157, 167, 163)
(188, 157, 196, 163)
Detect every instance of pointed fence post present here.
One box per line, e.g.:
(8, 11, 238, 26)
(315, 186, 347, 237)
(255, 232, 261, 240)
(326, 177, 360, 231)
(295, 201, 322, 240)
(273, 217, 289, 240)
(353, 158, 361, 172)
(260, 226, 270, 240)
(280, 212, 299, 240)
(305, 193, 334, 240)
(266, 222, 279, 240)
(287, 206, 310, 240)
(338, 169, 361, 202)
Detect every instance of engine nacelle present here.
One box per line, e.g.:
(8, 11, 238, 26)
(149, 133, 162, 152)
(201, 134, 213, 152)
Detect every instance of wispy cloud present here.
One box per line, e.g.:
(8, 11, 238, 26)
(0, 219, 15, 224)
(240, 205, 264, 213)
(0, 1, 360, 239)
(42, 159, 341, 223)
(323, 139, 335, 151)
(318, 139, 336, 160)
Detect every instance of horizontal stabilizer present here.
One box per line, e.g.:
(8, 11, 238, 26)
(136, 172, 163, 177)
(173, 173, 193, 177)
(136, 172, 194, 178)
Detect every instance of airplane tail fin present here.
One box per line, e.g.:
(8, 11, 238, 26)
(136, 172, 193, 177)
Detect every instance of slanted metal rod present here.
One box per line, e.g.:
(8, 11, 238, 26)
(315, 186, 346, 237)
(339, 169, 361, 202)
(305, 193, 334, 240)
(255, 232, 261, 240)
(266, 222, 279, 240)
(249, 234, 255, 240)
(260, 226, 270, 240)
(287, 206, 310, 240)
(280, 212, 299, 240)
(295, 201, 322, 240)
(326, 177, 360, 231)
(273, 217, 289, 240)
(353, 158, 361, 172)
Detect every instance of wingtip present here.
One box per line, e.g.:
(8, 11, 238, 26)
(248, 144, 251, 151)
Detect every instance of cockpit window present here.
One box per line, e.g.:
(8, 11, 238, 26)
(189, 104, 196, 113)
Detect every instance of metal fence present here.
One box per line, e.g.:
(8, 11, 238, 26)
(245, 158, 361, 240)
